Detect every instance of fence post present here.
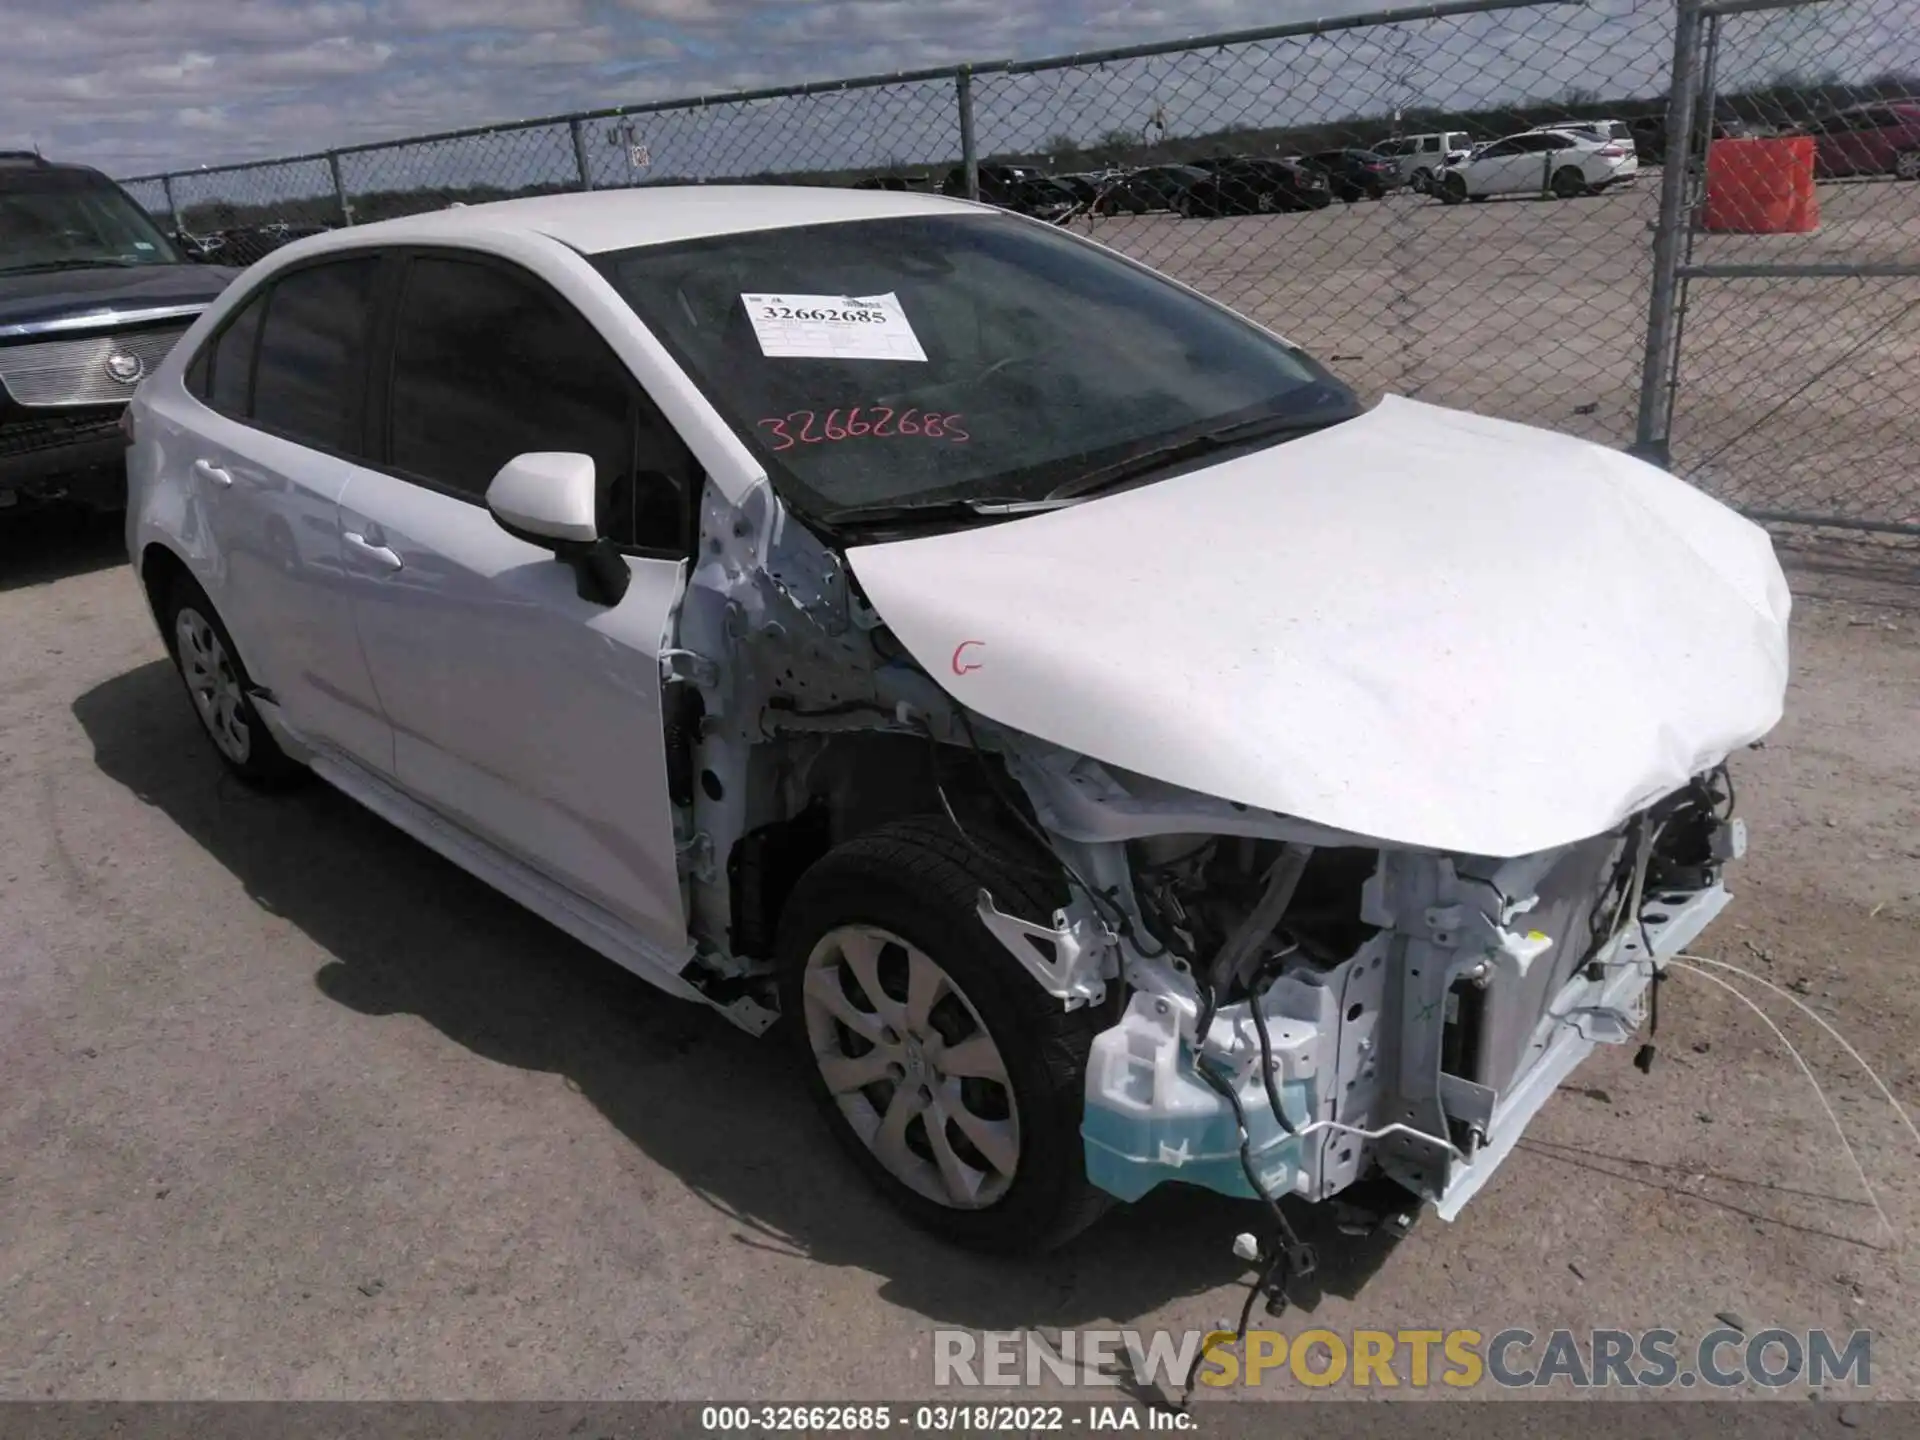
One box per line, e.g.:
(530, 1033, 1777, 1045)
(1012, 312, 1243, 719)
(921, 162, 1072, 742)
(326, 150, 355, 227)
(160, 174, 185, 238)
(570, 117, 594, 191)
(956, 66, 979, 201)
(1633, 0, 1705, 466)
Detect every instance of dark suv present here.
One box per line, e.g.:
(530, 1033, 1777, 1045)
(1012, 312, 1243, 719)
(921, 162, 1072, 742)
(1, 154, 235, 515)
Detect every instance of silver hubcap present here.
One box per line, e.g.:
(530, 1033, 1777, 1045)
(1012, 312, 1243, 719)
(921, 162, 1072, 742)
(175, 607, 251, 764)
(1898, 153, 1920, 181)
(802, 925, 1019, 1210)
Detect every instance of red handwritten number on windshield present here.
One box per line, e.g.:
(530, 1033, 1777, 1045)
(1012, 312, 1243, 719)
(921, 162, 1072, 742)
(951, 641, 985, 676)
(756, 407, 968, 449)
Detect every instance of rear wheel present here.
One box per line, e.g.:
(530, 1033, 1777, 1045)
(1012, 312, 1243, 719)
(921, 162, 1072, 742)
(1895, 150, 1920, 181)
(1411, 166, 1435, 194)
(1551, 165, 1589, 199)
(777, 816, 1109, 1253)
(1440, 172, 1468, 205)
(161, 575, 304, 788)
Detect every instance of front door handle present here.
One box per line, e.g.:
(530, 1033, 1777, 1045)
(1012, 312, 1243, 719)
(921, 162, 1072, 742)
(192, 458, 233, 489)
(343, 531, 403, 571)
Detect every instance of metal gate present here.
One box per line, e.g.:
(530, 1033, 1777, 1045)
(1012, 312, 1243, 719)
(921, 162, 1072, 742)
(1637, 0, 1920, 535)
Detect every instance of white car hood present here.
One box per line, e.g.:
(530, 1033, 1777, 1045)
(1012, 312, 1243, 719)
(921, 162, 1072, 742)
(843, 396, 1790, 858)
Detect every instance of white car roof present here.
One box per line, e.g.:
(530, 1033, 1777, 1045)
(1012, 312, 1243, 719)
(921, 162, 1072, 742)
(296, 185, 984, 258)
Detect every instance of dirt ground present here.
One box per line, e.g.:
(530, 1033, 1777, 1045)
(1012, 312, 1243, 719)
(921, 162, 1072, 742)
(1, 509, 1916, 1403)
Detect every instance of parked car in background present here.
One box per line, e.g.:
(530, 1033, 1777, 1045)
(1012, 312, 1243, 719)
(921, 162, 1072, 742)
(1438, 128, 1638, 202)
(941, 163, 1040, 206)
(1557, 119, 1635, 147)
(1807, 101, 1920, 180)
(1176, 156, 1331, 215)
(1103, 163, 1208, 214)
(1628, 114, 1760, 166)
(0, 152, 234, 516)
(1300, 149, 1401, 201)
(1370, 131, 1473, 192)
(125, 185, 1786, 1260)
(1052, 173, 1104, 206)
(937, 165, 1077, 221)
(184, 221, 331, 268)
(1006, 175, 1082, 223)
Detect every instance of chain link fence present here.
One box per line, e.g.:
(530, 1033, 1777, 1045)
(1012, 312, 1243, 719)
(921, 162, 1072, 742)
(1646, 0, 1920, 534)
(974, 0, 1674, 451)
(114, 0, 1920, 537)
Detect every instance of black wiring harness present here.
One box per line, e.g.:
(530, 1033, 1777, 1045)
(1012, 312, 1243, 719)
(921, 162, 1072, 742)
(916, 704, 1316, 1384)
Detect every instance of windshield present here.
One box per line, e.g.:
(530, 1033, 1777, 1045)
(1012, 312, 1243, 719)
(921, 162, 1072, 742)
(0, 171, 182, 274)
(598, 212, 1357, 528)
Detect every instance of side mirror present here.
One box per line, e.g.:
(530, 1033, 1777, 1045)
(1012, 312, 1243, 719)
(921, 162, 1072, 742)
(486, 451, 630, 607)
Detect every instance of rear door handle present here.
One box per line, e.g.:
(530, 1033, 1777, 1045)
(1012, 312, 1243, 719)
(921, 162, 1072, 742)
(343, 531, 403, 571)
(192, 458, 233, 489)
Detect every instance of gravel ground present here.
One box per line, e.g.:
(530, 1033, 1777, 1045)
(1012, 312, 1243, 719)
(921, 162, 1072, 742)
(1, 508, 1916, 1402)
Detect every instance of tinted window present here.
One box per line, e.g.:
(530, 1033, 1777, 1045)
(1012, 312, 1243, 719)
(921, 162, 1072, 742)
(251, 258, 377, 454)
(1481, 140, 1522, 158)
(599, 213, 1357, 527)
(386, 256, 685, 550)
(205, 292, 268, 417)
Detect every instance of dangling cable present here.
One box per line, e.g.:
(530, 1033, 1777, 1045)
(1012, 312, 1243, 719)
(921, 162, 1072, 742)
(1680, 953, 1920, 1155)
(1667, 961, 1897, 1248)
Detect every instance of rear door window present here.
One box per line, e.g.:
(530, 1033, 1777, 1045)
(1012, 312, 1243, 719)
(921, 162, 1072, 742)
(250, 257, 379, 455)
(205, 292, 268, 418)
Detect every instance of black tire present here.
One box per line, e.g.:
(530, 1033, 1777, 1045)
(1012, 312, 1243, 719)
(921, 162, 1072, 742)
(160, 573, 305, 789)
(1440, 172, 1468, 205)
(777, 815, 1110, 1254)
(1551, 165, 1589, 199)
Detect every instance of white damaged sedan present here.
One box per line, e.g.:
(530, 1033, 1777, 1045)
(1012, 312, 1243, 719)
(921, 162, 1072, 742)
(125, 186, 1789, 1264)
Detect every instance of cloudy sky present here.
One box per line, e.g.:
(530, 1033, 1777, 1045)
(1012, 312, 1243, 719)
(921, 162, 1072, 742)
(7, 0, 1383, 176)
(5, 0, 1902, 186)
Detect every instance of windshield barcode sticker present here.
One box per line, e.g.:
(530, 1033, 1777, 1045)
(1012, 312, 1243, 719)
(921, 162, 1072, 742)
(741, 292, 927, 362)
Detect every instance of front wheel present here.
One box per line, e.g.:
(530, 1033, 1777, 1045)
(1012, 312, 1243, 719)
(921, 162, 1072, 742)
(1894, 150, 1920, 181)
(778, 816, 1109, 1253)
(1440, 172, 1468, 205)
(1411, 167, 1434, 194)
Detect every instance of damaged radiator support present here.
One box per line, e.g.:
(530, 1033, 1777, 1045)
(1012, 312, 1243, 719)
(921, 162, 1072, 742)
(1059, 769, 1745, 1222)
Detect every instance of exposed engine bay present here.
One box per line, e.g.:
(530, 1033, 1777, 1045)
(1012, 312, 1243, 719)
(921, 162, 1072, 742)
(660, 475, 1755, 1273)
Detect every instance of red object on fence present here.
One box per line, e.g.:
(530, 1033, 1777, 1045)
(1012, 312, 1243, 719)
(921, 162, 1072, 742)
(1703, 136, 1818, 234)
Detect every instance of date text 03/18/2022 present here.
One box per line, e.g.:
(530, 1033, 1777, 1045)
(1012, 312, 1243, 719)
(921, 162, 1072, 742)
(699, 1404, 1192, 1432)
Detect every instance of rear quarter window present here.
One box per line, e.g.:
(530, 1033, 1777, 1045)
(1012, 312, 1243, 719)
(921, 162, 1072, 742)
(249, 257, 378, 455)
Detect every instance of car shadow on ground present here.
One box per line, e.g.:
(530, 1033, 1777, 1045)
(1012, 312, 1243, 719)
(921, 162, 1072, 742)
(0, 504, 127, 593)
(72, 658, 1411, 1334)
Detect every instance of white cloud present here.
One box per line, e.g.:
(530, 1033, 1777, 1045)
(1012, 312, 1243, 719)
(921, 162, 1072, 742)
(465, 26, 620, 67)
